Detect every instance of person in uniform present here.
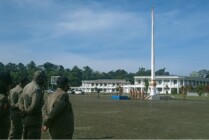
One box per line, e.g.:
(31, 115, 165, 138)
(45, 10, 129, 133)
(42, 76, 74, 139)
(0, 72, 13, 139)
(20, 70, 46, 139)
(8, 76, 29, 139)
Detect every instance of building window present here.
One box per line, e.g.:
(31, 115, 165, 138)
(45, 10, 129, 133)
(158, 80, 162, 85)
(157, 88, 162, 92)
(164, 80, 169, 83)
(180, 80, 183, 85)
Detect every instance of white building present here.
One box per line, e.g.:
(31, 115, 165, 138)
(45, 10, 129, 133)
(80, 79, 130, 94)
(133, 76, 209, 94)
(80, 76, 209, 95)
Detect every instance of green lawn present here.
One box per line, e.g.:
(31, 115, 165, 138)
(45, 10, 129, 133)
(42, 94, 209, 139)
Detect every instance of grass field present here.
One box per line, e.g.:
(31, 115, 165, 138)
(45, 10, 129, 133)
(42, 94, 209, 139)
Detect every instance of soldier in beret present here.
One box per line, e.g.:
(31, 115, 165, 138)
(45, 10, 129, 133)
(42, 76, 74, 139)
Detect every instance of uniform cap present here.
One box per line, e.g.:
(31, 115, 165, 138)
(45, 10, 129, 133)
(57, 76, 70, 86)
(33, 70, 45, 80)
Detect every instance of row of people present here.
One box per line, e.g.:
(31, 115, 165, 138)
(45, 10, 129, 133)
(0, 70, 74, 139)
(130, 89, 146, 100)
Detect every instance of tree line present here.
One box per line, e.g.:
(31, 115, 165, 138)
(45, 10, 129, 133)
(0, 61, 208, 88)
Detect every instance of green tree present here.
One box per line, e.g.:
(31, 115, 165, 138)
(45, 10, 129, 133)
(136, 67, 151, 76)
(82, 66, 94, 80)
(69, 66, 82, 86)
(4, 63, 17, 72)
(126, 72, 134, 84)
(156, 68, 170, 76)
(190, 71, 199, 77)
(63, 68, 71, 79)
(171, 88, 177, 94)
(187, 85, 194, 92)
(27, 61, 38, 80)
(5, 63, 19, 85)
(180, 86, 187, 99)
(115, 69, 128, 79)
(100, 72, 110, 79)
(0, 62, 4, 71)
(17, 63, 28, 76)
(42, 62, 59, 89)
(198, 69, 209, 78)
(107, 71, 115, 79)
(196, 85, 205, 96)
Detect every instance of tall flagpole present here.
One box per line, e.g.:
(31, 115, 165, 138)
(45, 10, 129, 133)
(150, 7, 156, 96)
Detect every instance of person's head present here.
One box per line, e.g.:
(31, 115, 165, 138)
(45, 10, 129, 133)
(56, 76, 70, 92)
(19, 76, 29, 88)
(33, 70, 46, 87)
(0, 71, 12, 95)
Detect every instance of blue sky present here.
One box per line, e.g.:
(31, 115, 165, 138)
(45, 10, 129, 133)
(0, 0, 209, 76)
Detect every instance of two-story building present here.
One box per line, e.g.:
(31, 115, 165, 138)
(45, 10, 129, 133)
(78, 76, 209, 95)
(133, 76, 209, 94)
(80, 79, 130, 94)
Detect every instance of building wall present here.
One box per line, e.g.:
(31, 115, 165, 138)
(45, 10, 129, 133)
(80, 79, 130, 94)
(80, 76, 209, 94)
(133, 76, 209, 94)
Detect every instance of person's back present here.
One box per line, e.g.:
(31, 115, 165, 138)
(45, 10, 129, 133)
(0, 93, 11, 139)
(21, 70, 46, 139)
(0, 72, 12, 139)
(9, 77, 28, 139)
(42, 76, 74, 139)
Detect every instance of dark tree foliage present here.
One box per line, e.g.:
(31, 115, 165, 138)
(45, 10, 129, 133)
(4, 61, 203, 88)
(0, 62, 4, 71)
(136, 67, 151, 76)
(155, 68, 170, 76)
(82, 66, 95, 80)
(69, 66, 82, 86)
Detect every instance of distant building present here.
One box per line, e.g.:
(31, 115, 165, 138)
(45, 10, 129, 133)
(51, 76, 60, 85)
(133, 76, 209, 94)
(80, 79, 130, 93)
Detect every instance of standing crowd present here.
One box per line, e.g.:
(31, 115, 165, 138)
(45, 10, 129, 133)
(129, 88, 145, 100)
(0, 70, 74, 139)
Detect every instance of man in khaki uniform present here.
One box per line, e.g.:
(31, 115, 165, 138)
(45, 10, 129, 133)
(8, 77, 28, 139)
(20, 70, 46, 139)
(0, 72, 12, 139)
(42, 76, 74, 139)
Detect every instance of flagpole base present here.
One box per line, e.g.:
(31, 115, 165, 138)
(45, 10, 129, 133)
(148, 94, 160, 100)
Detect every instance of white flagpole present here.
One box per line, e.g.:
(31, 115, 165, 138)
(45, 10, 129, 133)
(150, 8, 156, 96)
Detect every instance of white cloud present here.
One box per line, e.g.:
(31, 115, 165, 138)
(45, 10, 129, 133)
(58, 9, 148, 34)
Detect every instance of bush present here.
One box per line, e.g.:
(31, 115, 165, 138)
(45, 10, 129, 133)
(171, 88, 177, 95)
